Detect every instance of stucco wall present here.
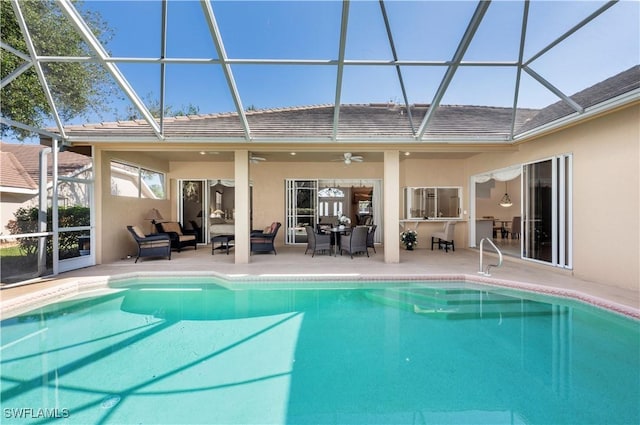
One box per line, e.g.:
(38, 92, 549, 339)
(467, 105, 640, 291)
(99, 150, 171, 263)
(401, 157, 470, 248)
(166, 160, 385, 248)
(97, 104, 639, 291)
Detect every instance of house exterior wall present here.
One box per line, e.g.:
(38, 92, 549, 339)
(96, 104, 638, 292)
(99, 150, 171, 263)
(467, 104, 640, 292)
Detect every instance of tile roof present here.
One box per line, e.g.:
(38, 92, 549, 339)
(517, 65, 640, 134)
(0, 142, 91, 189)
(58, 103, 540, 141)
(54, 66, 638, 142)
(0, 152, 37, 190)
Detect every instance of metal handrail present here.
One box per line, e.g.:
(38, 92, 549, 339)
(478, 237, 503, 276)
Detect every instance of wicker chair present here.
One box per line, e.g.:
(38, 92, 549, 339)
(250, 222, 282, 254)
(304, 226, 332, 257)
(339, 226, 369, 259)
(155, 221, 198, 252)
(366, 224, 377, 254)
(126, 225, 171, 263)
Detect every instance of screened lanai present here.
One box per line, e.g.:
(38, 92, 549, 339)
(2, 0, 638, 142)
(1, 1, 639, 285)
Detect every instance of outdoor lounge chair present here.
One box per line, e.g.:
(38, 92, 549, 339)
(304, 225, 332, 257)
(155, 221, 198, 252)
(250, 222, 281, 254)
(126, 225, 171, 263)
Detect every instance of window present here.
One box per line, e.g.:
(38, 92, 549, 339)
(110, 160, 165, 199)
(404, 187, 462, 219)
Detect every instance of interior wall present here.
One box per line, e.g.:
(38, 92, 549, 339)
(401, 157, 470, 250)
(476, 176, 522, 219)
(467, 104, 639, 292)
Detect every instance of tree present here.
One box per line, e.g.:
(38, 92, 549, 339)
(0, 0, 115, 140)
(118, 94, 201, 121)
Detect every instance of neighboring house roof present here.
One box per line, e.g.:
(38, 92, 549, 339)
(0, 142, 91, 192)
(0, 151, 37, 193)
(53, 66, 638, 142)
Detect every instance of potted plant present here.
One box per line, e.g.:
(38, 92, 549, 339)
(400, 229, 418, 250)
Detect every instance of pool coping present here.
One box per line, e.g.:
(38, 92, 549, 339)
(1, 271, 639, 320)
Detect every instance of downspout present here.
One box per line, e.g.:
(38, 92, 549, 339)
(38, 147, 51, 275)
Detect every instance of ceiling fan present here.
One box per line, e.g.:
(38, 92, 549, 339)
(249, 154, 266, 164)
(334, 152, 364, 165)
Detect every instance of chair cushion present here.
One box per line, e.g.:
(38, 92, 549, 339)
(141, 240, 170, 248)
(132, 226, 146, 238)
(178, 235, 196, 242)
(162, 222, 183, 235)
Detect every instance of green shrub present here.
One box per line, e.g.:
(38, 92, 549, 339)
(6, 206, 90, 259)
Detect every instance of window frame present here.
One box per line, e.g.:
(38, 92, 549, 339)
(403, 186, 463, 220)
(110, 159, 166, 199)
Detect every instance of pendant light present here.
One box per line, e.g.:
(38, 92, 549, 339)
(499, 181, 513, 207)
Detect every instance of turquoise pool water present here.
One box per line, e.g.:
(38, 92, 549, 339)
(1, 279, 638, 424)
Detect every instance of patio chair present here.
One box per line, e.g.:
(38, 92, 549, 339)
(366, 224, 377, 254)
(431, 221, 456, 252)
(250, 222, 281, 254)
(126, 225, 171, 263)
(155, 221, 198, 252)
(339, 226, 369, 259)
(304, 226, 332, 257)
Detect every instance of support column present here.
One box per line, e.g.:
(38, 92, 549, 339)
(234, 149, 250, 264)
(383, 150, 400, 263)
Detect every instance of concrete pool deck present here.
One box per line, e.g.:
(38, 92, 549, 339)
(1, 245, 638, 317)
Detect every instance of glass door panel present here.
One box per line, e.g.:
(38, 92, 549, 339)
(180, 180, 205, 243)
(523, 155, 571, 268)
(523, 160, 552, 262)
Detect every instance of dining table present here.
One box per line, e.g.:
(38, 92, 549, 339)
(328, 226, 351, 256)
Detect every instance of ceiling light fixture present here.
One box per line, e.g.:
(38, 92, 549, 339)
(499, 182, 513, 207)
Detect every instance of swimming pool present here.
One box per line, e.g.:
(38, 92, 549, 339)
(1, 277, 638, 424)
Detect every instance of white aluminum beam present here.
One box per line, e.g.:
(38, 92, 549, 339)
(200, 0, 251, 141)
(10, 0, 67, 139)
(523, 1, 617, 67)
(417, 1, 491, 140)
(332, 0, 350, 141)
(523, 66, 584, 113)
(379, 0, 415, 134)
(57, 0, 163, 139)
(509, 0, 530, 139)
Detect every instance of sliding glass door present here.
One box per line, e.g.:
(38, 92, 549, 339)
(522, 155, 572, 268)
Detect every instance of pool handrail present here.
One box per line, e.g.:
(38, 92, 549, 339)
(478, 237, 503, 276)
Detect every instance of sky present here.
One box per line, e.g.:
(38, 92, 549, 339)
(5, 0, 640, 134)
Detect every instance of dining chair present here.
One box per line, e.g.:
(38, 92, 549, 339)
(366, 224, 377, 254)
(339, 226, 369, 258)
(304, 226, 332, 257)
(431, 221, 456, 252)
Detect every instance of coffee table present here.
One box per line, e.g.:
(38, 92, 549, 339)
(211, 234, 234, 255)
